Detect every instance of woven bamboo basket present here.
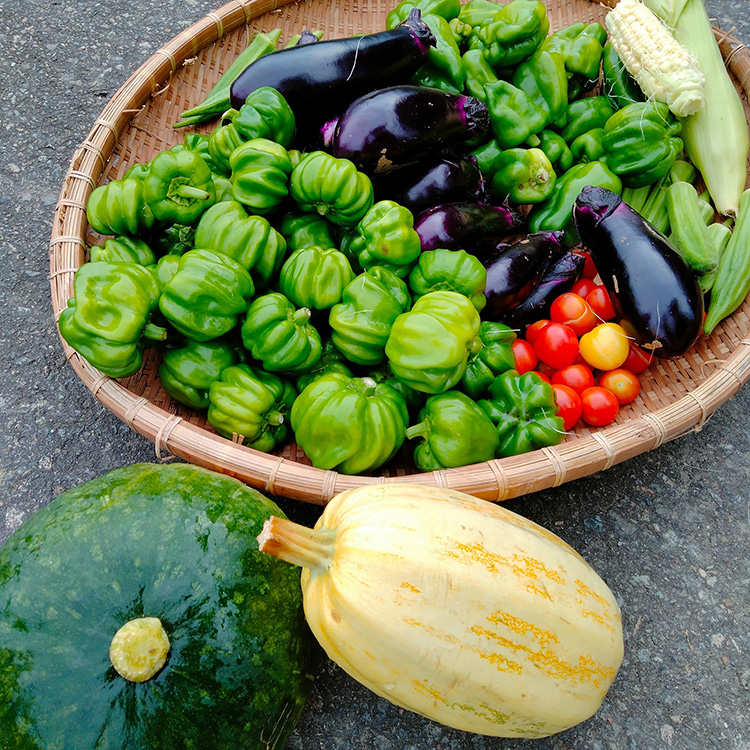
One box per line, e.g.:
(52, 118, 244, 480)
(49, 0, 750, 505)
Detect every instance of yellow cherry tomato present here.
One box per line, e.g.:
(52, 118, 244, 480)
(578, 323, 630, 371)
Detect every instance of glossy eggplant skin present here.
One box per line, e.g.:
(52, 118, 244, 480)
(482, 231, 567, 318)
(371, 155, 485, 212)
(500, 251, 586, 331)
(573, 186, 703, 358)
(329, 86, 490, 173)
(229, 10, 435, 124)
(413, 202, 524, 256)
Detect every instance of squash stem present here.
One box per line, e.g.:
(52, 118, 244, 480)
(257, 516, 336, 573)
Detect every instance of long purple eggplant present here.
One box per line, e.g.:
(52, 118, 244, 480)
(573, 186, 703, 358)
(371, 154, 486, 212)
(327, 86, 490, 174)
(499, 251, 586, 331)
(413, 202, 524, 256)
(482, 231, 567, 318)
(229, 10, 435, 124)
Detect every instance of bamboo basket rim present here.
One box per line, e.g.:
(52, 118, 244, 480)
(49, 0, 750, 505)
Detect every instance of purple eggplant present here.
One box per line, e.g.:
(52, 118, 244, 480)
(370, 154, 486, 212)
(573, 186, 703, 358)
(500, 251, 586, 331)
(482, 231, 567, 318)
(328, 85, 490, 174)
(413, 201, 524, 256)
(229, 10, 435, 125)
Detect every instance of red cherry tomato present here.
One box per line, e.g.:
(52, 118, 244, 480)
(622, 341, 653, 374)
(550, 293, 597, 337)
(551, 363, 596, 395)
(580, 386, 620, 426)
(586, 285, 616, 321)
(570, 278, 598, 299)
(552, 383, 583, 431)
(533, 370, 552, 384)
(532, 322, 579, 370)
(512, 338, 538, 374)
(525, 318, 551, 346)
(577, 250, 599, 280)
(599, 368, 641, 404)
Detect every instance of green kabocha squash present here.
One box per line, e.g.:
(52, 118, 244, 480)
(0, 463, 316, 750)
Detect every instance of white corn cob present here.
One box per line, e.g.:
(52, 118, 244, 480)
(605, 0, 706, 117)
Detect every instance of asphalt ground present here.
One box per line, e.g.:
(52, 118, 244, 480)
(1, 1, 749, 748)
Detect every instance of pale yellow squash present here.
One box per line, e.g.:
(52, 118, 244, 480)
(258, 484, 624, 739)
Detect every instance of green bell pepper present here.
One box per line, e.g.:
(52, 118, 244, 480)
(540, 22, 606, 100)
(294, 338, 354, 393)
(536, 129, 574, 173)
(457, 0, 503, 30)
(193, 200, 287, 288)
(462, 48, 499, 101)
(158, 336, 242, 410)
(385, 290, 481, 394)
(159, 248, 255, 341)
(527, 160, 622, 243)
(240, 292, 322, 374)
(290, 372, 409, 474)
(279, 245, 355, 311)
(346, 200, 422, 278)
(224, 86, 296, 148)
(478, 370, 564, 457)
(570, 127, 606, 163)
(406, 390, 499, 471)
(475, 0, 549, 68)
(328, 266, 412, 366)
(290, 151, 374, 228)
(386, 0, 461, 28)
(172, 133, 223, 175)
(558, 95, 615, 143)
(207, 121, 245, 176)
(412, 13, 467, 93)
(89, 236, 155, 266)
(154, 253, 181, 290)
(511, 48, 569, 130)
(470, 137, 504, 178)
(87, 175, 156, 237)
(58, 261, 165, 378)
(407, 248, 487, 311)
(229, 138, 293, 215)
(279, 210, 338, 253)
(600, 42, 645, 111)
(207, 364, 296, 451)
(460, 320, 517, 400)
(600, 101, 684, 188)
(142, 149, 216, 226)
(490, 147, 556, 205)
(483, 79, 548, 149)
(368, 363, 426, 415)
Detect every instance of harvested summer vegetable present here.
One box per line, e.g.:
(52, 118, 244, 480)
(257, 483, 623, 738)
(0, 463, 315, 749)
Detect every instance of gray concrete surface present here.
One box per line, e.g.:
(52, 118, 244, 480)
(1, 0, 749, 747)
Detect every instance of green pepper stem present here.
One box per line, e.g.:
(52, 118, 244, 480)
(293, 307, 312, 325)
(405, 421, 429, 441)
(143, 322, 168, 342)
(175, 184, 211, 201)
(266, 410, 285, 427)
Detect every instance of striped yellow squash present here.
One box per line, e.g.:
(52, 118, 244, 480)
(258, 484, 624, 738)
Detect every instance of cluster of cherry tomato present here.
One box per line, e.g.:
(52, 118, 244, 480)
(511, 253, 653, 431)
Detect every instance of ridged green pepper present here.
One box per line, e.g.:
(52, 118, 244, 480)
(412, 13, 467, 93)
(476, 0, 549, 68)
(346, 200, 422, 278)
(600, 101, 683, 188)
(406, 390, 499, 470)
(58, 261, 165, 378)
(386, 0, 461, 28)
(240, 292, 322, 373)
(142, 149, 216, 225)
(368, 363, 426, 415)
(490, 147, 556, 205)
(208, 364, 296, 451)
(329, 266, 412, 366)
(279, 210, 338, 253)
(229, 138, 292, 215)
(158, 336, 242, 410)
(194, 200, 287, 288)
(600, 42, 645, 111)
(540, 22, 606, 99)
(294, 338, 354, 393)
(89, 236, 155, 266)
(570, 127, 606, 163)
(484, 79, 548, 149)
(172, 133, 223, 175)
(558, 95, 615, 143)
(159, 248, 255, 341)
(408, 248, 487, 311)
(527, 160, 622, 243)
(511, 48, 569, 130)
(290, 151, 374, 227)
(385, 290, 481, 394)
(154, 253, 182, 290)
(536, 129, 574, 173)
(224, 86, 296, 148)
(470, 137, 504, 178)
(462, 48, 499, 101)
(460, 320, 517, 399)
(456, 0, 503, 31)
(279, 245, 355, 310)
(290, 373, 409, 474)
(87, 175, 156, 237)
(479, 370, 564, 457)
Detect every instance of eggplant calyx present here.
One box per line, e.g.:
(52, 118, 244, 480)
(460, 96, 490, 140)
(402, 8, 437, 52)
(573, 185, 621, 225)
